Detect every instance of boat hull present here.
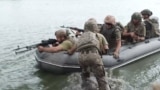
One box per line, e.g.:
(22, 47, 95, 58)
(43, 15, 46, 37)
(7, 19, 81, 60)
(35, 37, 160, 74)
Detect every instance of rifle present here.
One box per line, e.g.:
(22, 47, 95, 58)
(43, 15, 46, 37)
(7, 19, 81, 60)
(13, 39, 57, 54)
(60, 25, 84, 32)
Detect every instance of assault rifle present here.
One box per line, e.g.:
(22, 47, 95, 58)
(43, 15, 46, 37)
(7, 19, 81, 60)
(13, 39, 57, 54)
(60, 25, 84, 32)
(61, 24, 103, 32)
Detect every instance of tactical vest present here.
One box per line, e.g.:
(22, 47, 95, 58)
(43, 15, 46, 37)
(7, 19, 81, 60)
(77, 31, 100, 52)
(126, 22, 145, 37)
(144, 19, 159, 38)
(100, 24, 119, 49)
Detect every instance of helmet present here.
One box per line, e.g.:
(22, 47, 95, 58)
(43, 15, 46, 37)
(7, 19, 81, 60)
(141, 9, 152, 16)
(55, 29, 67, 37)
(131, 12, 142, 21)
(104, 15, 116, 25)
(84, 18, 98, 32)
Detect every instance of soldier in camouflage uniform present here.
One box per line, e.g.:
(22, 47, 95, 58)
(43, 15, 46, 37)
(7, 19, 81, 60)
(122, 12, 146, 43)
(100, 15, 121, 59)
(38, 29, 73, 53)
(68, 18, 110, 90)
(141, 9, 160, 38)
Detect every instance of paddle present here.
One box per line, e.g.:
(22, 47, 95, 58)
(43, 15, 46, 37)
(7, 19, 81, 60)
(13, 39, 57, 54)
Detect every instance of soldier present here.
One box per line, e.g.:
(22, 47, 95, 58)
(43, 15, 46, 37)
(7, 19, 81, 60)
(68, 18, 110, 90)
(38, 29, 73, 53)
(122, 12, 146, 43)
(100, 15, 121, 59)
(152, 82, 160, 90)
(141, 9, 160, 38)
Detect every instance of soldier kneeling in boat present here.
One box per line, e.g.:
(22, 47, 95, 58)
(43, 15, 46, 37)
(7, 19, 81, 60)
(141, 9, 160, 39)
(122, 12, 146, 43)
(38, 29, 73, 53)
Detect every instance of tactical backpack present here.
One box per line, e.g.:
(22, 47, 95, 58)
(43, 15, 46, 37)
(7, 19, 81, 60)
(145, 17, 160, 38)
(77, 31, 100, 52)
(150, 17, 160, 34)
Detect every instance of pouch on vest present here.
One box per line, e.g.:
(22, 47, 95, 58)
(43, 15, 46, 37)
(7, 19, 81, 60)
(150, 18, 160, 36)
(77, 31, 100, 52)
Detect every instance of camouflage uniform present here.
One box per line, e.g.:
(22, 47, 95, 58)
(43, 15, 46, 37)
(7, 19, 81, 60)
(150, 17, 160, 36)
(124, 22, 146, 42)
(96, 33, 108, 54)
(123, 12, 146, 42)
(143, 19, 159, 38)
(125, 22, 146, 37)
(77, 19, 110, 90)
(141, 9, 159, 38)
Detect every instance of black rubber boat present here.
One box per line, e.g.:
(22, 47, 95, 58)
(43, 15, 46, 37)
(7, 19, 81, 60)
(35, 37, 160, 74)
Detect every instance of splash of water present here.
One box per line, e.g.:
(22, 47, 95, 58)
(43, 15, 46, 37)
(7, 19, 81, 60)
(62, 73, 133, 90)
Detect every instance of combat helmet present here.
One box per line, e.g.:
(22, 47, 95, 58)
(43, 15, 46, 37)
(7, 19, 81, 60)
(84, 18, 98, 32)
(131, 12, 142, 21)
(141, 9, 153, 16)
(104, 15, 116, 25)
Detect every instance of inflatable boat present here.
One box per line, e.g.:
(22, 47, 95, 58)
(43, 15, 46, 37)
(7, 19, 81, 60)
(35, 37, 160, 74)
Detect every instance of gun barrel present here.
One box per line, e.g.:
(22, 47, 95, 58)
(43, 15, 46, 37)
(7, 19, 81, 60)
(13, 46, 28, 51)
(60, 26, 84, 32)
(13, 39, 57, 54)
(69, 27, 84, 32)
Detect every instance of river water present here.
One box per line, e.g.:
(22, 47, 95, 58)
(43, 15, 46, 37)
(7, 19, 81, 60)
(0, 0, 160, 90)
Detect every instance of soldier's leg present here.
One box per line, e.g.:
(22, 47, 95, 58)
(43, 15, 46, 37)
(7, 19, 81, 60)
(79, 64, 91, 88)
(81, 65, 90, 81)
(78, 53, 91, 88)
(93, 65, 110, 90)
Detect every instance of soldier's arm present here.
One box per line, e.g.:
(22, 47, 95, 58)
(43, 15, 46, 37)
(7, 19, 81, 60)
(68, 44, 77, 55)
(122, 24, 131, 36)
(114, 30, 121, 58)
(122, 29, 128, 36)
(101, 34, 109, 50)
(115, 39, 121, 53)
(38, 40, 73, 53)
(38, 45, 63, 53)
(113, 39, 121, 59)
(137, 25, 146, 41)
